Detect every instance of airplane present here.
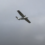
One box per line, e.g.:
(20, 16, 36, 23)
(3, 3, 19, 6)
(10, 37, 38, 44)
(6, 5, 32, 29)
(16, 10, 31, 23)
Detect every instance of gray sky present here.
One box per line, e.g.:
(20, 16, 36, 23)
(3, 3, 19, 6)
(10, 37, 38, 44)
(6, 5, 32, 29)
(0, 0, 45, 45)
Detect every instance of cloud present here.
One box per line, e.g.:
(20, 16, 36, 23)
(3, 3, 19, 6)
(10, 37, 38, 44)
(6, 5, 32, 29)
(0, 0, 45, 45)
(35, 35, 45, 41)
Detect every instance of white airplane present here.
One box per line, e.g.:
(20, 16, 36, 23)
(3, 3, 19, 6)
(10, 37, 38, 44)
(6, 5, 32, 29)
(16, 10, 31, 23)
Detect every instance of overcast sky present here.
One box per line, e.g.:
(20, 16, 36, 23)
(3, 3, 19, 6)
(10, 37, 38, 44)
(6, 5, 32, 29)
(0, 0, 45, 45)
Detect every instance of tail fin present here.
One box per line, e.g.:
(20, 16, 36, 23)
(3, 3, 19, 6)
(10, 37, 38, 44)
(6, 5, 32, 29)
(16, 16, 18, 19)
(16, 16, 20, 20)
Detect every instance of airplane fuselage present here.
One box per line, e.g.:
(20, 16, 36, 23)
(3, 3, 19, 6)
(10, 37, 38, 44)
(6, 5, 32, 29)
(18, 17, 28, 20)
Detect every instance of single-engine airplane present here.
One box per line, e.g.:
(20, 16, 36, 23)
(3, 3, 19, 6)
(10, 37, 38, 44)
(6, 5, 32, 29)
(16, 10, 31, 23)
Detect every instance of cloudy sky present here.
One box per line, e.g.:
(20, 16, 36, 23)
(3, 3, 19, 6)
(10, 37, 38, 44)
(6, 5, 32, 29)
(0, 0, 45, 45)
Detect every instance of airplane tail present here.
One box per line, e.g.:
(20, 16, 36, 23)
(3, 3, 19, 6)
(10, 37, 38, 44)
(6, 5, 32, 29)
(16, 16, 20, 20)
(16, 16, 18, 19)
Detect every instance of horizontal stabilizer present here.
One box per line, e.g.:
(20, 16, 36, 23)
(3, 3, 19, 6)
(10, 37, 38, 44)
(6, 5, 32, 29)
(16, 16, 18, 19)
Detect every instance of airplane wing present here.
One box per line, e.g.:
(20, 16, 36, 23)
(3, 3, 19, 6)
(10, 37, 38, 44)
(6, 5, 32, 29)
(25, 18, 31, 23)
(17, 10, 25, 17)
